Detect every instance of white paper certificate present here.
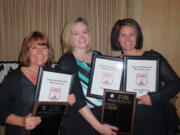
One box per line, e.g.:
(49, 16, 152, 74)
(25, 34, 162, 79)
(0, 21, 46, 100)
(36, 68, 73, 102)
(88, 55, 123, 98)
(125, 58, 159, 97)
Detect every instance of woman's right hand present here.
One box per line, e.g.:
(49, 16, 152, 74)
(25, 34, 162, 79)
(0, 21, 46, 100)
(24, 113, 41, 130)
(137, 94, 152, 106)
(79, 106, 119, 135)
(98, 123, 119, 135)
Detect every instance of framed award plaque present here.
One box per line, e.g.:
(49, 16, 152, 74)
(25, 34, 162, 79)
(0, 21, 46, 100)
(34, 66, 74, 103)
(102, 89, 136, 135)
(32, 66, 74, 116)
(123, 56, 159, 97)
(87, 55, 124, 99)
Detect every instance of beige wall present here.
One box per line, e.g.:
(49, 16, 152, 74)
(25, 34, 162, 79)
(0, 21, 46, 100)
(141, 0, 180, 76)
(139, 0, 180, 116)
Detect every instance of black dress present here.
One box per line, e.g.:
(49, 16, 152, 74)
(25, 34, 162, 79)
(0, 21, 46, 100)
(0, 68, 62, 135)
(133, 50, 180, 135)
(0, 69, 36, 135)
(56, 51, 102, 135)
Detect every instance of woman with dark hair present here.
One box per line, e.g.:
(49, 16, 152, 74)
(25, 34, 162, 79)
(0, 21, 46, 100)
(111, 18, 180, 135)
(0, 31, 75, 135)
(111, 18, 143, 54)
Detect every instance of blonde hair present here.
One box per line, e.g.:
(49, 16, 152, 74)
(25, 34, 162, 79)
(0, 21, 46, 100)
(18, 31, 54, 67)
(62, 17, 92, 54)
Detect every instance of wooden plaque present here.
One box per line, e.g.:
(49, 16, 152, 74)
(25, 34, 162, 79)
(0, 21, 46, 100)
(102, 89, 136, 135)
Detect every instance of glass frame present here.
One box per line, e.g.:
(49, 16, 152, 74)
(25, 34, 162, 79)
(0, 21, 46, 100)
(102, 89, 136, 135)
(123, 56, 159, 97)
(34, 66, 74, 103)
(87, 55, 124, 99)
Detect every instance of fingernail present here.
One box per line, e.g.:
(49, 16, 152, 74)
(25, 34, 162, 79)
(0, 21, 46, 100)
(116, 127, 119, 130)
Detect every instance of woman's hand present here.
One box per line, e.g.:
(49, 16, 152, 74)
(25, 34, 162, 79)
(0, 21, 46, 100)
(79, 106, 118, 135)
(99, 123, 119, 135)
(137, 94, 152, 106)
(67, 94, 76, 106)
(24, 113, 41, 130)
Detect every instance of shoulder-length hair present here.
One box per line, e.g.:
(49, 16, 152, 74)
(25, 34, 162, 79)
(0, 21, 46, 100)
(18, 31, 54, 67)
(61, 17, 92, 54)
(111, 18, 143, 53)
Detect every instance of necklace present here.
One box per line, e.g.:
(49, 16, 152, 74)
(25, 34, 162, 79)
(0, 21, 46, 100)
(74, 52, 92, 62)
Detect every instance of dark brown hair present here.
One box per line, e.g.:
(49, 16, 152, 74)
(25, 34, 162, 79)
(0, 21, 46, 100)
(111, 18, 143, 54)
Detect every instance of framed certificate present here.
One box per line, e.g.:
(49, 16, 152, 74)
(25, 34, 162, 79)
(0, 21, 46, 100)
(32, 66, 74, 116)
(123, 56, 159, 97)
(34, 66, 74, 103)
(87, 55, 124, 99)
(28, 66, 74, 135)
(102, 89, 136, 135)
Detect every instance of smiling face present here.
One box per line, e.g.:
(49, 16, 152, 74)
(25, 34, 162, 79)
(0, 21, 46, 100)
(72, 22, 90, 51)
(118, 25, 137, 53)
(28, 40, 49, 67)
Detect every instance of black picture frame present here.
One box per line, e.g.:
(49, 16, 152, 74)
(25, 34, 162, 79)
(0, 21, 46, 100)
(102, 89, 136, 135)
(33, 66, 74, 117)
(27, 66, 74, 135)
(123, 56, 159, 98)
(34, 66, 74, 104)
(87, 55, 124, 99)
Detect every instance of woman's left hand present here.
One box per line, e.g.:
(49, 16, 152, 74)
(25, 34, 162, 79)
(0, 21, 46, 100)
(137, 94, 152, 106)
(67, 94, 76, 106)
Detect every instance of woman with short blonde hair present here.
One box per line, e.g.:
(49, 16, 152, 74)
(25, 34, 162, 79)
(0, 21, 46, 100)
(62, 17, 92, 54)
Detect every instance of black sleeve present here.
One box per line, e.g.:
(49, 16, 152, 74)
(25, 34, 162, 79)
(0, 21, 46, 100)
(56, 53, 76, 73)
(0, 71, 18, 125)
(148, 50, 180, 105)
(56, 53, 87, 111)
